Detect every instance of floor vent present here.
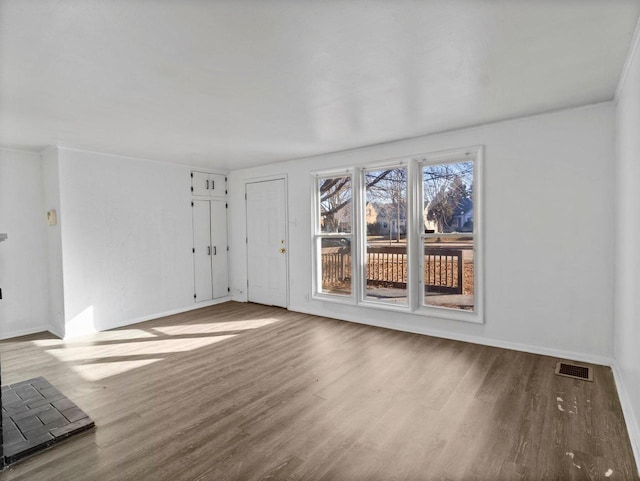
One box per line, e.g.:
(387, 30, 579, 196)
(555, 361, 593, 382)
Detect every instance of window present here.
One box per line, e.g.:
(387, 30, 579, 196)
(421, 159, 475, 312)
(312, 146, 482, 323)
(364, 166, 408, 305)
(314, 174, 353, 297)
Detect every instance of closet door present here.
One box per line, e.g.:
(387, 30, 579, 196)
(210, 200, 229, 299)
(192, 200, 213, 302)
(208, 174, 227, 198)
(191, 171, 210, 197)
(192, 171, 226, 198)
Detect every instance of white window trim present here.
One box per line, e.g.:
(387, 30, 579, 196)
(311, 171, 356, 302)
(359, 162, 411, 307)
(415, 145, 484, 324)
(310, 145, 484, 325)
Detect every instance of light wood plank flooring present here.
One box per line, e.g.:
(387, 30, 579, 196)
(0, 302, 637, 480)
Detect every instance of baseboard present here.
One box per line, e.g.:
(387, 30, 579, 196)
(288, 304, 615, 367)
(0, 325, 50, 341)
(612, 363, 640, 475)
(74, 297, 233, 335)
(47, 324, 64, 339)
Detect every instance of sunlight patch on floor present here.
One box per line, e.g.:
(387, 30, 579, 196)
(45, 335, 238, 363)
(70, 358, 163, 381)
(31, 329, 158, 348)
(22, 317, 280, 381)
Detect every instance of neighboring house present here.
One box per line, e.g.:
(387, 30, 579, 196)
(365, 202, 377, 225)
(374, 202, 407, 236)
(451, 198, 473, 231)
(423, 197, 473, 233)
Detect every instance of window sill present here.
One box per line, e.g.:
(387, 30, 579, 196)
(415, 305, 484, 324)
(312, 292, 484, 324)
(312, 292, 356, 305)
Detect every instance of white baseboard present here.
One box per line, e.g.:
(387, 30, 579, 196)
(612, 363, 640, 476)
(0, 300, 231, 341)
(69, 297, 233, 336)
(0, 324, 51, 340)
(288, 303, 615, 367)
(47, 324, 64, 339)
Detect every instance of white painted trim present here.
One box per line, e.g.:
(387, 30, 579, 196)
(612, 363, 640, 476)
(47, 324, 65, 339)
(244, 172, 290, 184)
(0, 147, 41, 156)
(311, 170, 356, 301)
(288, 304, 615, 367)
(418, 145, 484, 324)
(54, 145, 230, 174)
(310, 146, 484, 324)
(615, 14, 640, 102)
(38, 145, 59, 156)
(62, 298, 232, 337)
(0, 324, 51, 340)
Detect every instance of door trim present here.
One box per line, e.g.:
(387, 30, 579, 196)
(245, 175, 289, 308)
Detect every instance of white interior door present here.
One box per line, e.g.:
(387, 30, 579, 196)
(192, 200, 213, 302)
(246, 179, 287, 307)
(210, 200, 229, 299)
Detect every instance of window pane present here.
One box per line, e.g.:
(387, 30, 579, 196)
(318, 176, 352, 233)
(423, 236, 474, 311)
(364, 167, 407, 304)
(423, 161, 473, 234)
(319, 237, 352, 295)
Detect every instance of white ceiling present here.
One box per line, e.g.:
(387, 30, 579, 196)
(1, 1, 639, 170)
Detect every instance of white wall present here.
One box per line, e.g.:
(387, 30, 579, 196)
(614, 26, 640, 468)
(0, 149, 51, 338)
(229, 103, 616, 363)
(56, 148, 197, 334)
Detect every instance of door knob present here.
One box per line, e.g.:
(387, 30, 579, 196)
(280, 248, 286, 254)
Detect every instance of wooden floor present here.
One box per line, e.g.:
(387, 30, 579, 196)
(0, 302, 637, 480)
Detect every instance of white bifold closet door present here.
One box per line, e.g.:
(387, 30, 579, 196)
(192, 199, 228, 302)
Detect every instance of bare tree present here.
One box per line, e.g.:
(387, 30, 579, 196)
(423, 162, 473, 233)
(319, 177, 352, 232)
(319, 171, 398, 232)
(366, 168, 407, 242)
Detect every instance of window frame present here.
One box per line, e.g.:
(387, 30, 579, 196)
(310, 145, 483, 324)
(312, 171, 356, 302)
(359, 162, 412, 309)
(415, 146, 483, 324)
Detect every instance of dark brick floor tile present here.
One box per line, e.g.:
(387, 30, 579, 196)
(11, 403, 50, 422)
(22, 416, 68, 439)
(62, 406, 87, 423)
(29, 377, 49, 388)
(3, 403, 30, 417)
(2, 377, 95, 466)
(52, 398, 75, 412)
(4, 432, 55, 459)
(3, 426, 26, 445)
(27, 394, 63, 409)
(8, 379, 36, 389)
(36, 386, 62, 399)
(14, 414, 43, 433)
(2, 391, 22, 405)
(51, 418, 95, 439)
(38, 406, 66, 424)
(16, 387, 43, 402)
